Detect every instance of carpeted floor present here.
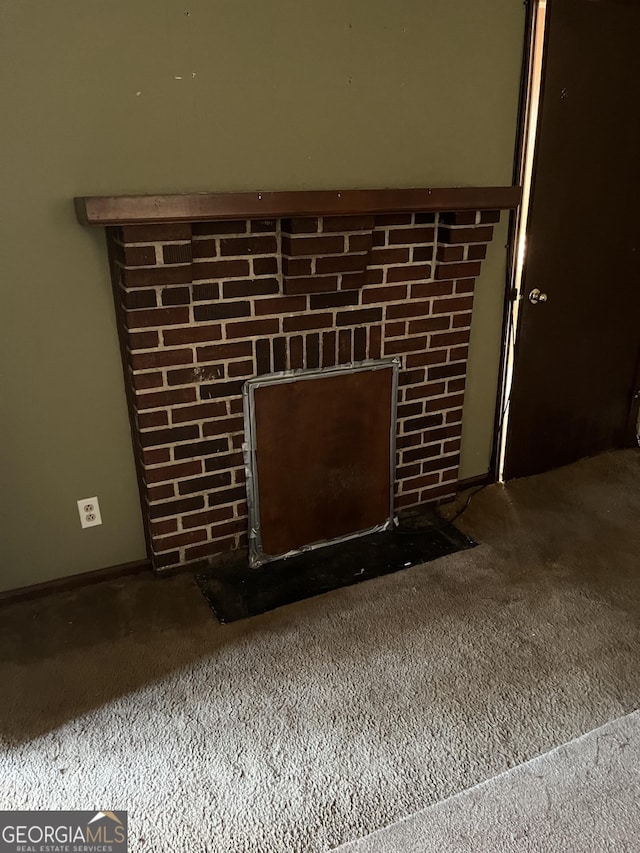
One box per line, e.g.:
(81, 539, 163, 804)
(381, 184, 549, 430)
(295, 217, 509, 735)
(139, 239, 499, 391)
(1, 449, 639, 852)
(335, 710, 640, 852)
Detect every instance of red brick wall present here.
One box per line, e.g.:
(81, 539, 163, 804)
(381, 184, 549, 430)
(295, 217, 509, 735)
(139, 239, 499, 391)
(107, 210, 499, 571)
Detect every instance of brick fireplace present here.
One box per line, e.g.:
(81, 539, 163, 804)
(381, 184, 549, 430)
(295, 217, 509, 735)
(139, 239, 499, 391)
(76, 187, 520, 573)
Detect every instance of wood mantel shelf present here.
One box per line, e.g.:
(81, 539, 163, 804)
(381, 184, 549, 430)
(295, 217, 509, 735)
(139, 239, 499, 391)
(74, 186, 521, 226)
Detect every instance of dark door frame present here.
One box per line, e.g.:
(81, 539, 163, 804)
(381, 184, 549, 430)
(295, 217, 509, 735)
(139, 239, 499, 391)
(489, 0, 548, 484)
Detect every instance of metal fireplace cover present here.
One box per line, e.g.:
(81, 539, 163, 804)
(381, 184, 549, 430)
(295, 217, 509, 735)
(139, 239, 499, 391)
(242, 358, 400, 568)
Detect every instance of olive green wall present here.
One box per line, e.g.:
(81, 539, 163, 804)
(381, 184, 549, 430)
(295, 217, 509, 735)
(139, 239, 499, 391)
(0, 0, 524, 592)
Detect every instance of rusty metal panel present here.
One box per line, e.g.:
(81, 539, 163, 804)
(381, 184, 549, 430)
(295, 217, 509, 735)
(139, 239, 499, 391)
(243, 360, 399, 567)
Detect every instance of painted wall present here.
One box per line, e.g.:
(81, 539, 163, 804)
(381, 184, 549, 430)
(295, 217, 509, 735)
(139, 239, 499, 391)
(0, 0, 525, 591)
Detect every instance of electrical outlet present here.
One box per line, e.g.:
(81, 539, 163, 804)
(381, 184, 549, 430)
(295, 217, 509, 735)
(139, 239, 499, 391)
(77, 496, 102, 529)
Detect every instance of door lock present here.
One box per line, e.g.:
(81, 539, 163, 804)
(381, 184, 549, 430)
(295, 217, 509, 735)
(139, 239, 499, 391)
(528, 288, 548, 304)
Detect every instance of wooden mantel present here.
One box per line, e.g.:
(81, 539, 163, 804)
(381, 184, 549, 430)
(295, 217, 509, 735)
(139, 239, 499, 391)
(74, 186, 521, 226)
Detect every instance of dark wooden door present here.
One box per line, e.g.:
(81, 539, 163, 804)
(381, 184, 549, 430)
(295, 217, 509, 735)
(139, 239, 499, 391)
(504, 0, 640, 479)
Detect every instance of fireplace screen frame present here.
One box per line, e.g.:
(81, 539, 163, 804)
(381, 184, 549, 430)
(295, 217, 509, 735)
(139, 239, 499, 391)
(242, 357, 400, 568)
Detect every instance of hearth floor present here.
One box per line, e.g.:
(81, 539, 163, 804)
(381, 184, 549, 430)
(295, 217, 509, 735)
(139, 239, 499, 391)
(194, 511, 475, 623)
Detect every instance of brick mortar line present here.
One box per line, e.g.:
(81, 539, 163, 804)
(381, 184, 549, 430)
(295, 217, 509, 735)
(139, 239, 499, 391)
(142, 437, 244, 464)
(193, 252, 278, 263)
(118, 230, 458, 255)
(145, 465, 246, 488)
(133, 380, 468, 420)
(119, 273, 473, 312)
(139, 400, 464, 440)
(192, 232, 250, 241)
(437, 223, 488, 231)
(114, 239, 191, 250)
(178, 500, 247, 522)
(131, 342, 385, 385)
(147, 480, 245, 505)
(275, 221, 284, 294)
(432, 212, 440, 276)
(116, 258, 192, 271)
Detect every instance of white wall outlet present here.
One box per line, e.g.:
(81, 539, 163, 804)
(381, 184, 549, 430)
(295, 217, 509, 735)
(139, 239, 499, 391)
(77, 496, 102, 529)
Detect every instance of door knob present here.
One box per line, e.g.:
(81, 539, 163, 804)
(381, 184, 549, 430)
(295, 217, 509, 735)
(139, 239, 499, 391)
(528, 288, 548, 304)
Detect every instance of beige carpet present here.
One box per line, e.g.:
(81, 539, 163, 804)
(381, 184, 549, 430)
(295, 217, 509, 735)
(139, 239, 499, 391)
(335, 710, 640, 852)
(0, 449, 639, 852)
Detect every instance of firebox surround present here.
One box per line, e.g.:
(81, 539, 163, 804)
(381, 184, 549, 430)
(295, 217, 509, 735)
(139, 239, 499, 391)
(75, 186, 521, 574)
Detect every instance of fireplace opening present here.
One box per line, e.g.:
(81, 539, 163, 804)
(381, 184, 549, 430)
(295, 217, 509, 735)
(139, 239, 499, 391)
(243, 359, 399, 566)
